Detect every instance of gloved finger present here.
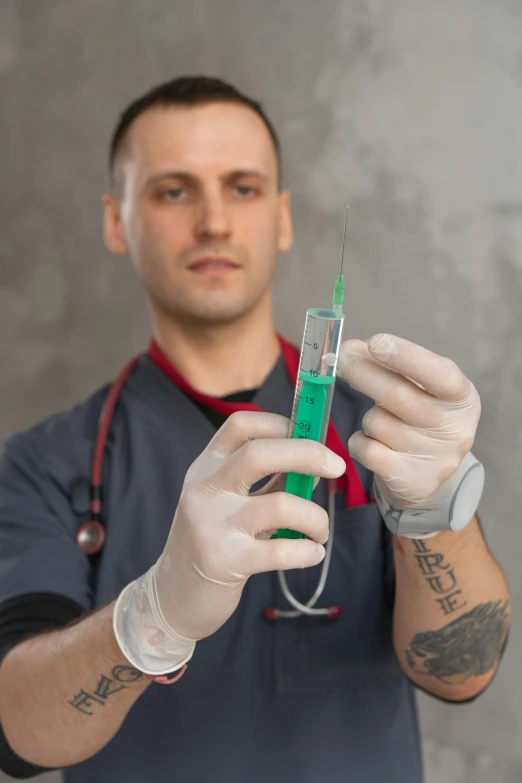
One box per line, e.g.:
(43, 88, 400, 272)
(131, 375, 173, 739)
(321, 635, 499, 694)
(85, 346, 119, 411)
(186, 413, 291, 486)
(246, 537, 326, 575)
(361, 405, 474, 458)
(251, 476, 320, 540)
(348, 431, 458, 503)
(211, 438, 345, 496)
(338, 342, 446, 428)
(251, 473, 320, 497)
(341, 340, 429, 390)
(207, 411, 290, 458)
(342, 338, 371, 357)
(249, 473, 285, 540)
(250, 472, 287, 497)
(238, 492, 329, 544)
(348, 430, 394, 477)
(365, 334, 475, 404)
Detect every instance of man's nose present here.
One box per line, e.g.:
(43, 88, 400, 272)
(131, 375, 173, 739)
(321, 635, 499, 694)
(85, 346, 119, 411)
(194, 194, 231, 242)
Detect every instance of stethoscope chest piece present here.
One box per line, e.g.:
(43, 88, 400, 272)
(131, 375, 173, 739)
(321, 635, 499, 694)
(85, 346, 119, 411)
(76, 520, 105, 555)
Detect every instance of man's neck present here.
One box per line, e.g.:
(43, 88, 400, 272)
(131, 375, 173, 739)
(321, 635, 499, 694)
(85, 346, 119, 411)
(151, 302, 281, 397)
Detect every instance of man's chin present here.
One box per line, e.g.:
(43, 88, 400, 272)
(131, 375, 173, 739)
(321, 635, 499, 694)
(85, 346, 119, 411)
(157, 299, 255, 328)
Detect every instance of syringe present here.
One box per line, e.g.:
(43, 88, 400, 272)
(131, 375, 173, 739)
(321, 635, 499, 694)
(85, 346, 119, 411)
(273, 208, 348, 540)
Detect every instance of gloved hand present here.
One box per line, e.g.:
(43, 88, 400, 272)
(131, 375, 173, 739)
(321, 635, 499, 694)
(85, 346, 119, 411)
(113, 411, 345, 675)
(337, 334, 483, 537)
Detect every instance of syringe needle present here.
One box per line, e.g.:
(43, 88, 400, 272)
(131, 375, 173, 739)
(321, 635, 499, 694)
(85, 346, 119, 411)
(332, 206, 349, 310)
(339, 205, 349, 277)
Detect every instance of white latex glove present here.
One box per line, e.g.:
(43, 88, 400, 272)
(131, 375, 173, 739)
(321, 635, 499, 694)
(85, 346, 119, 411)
(337, 334, 482, 534)
(113, 411, 346, 675)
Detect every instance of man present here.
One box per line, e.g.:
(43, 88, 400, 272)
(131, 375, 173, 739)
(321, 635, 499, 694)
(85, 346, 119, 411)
(0, 76, 510, 782)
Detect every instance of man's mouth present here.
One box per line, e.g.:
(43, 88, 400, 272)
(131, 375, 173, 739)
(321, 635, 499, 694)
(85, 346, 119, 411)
(187, 256, 241, 275)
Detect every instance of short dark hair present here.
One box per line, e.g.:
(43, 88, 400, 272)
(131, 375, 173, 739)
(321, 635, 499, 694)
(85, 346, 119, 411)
(109, 75, 282, 187)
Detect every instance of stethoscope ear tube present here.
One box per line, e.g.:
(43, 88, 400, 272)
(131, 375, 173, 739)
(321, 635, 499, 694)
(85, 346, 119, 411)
(263, 478, 343, 620)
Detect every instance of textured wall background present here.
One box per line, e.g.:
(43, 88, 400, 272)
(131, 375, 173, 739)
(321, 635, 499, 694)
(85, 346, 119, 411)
(0, 1, 520, 781)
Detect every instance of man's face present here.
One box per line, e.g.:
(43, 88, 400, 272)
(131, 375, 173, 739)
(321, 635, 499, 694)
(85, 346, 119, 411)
(104, 102, 292, 326)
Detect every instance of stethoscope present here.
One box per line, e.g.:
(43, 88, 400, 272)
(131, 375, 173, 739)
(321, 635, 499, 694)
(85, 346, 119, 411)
(75, 355, 344, 622)
(75, 356, 140, 559)
(265, 478, 343, 621)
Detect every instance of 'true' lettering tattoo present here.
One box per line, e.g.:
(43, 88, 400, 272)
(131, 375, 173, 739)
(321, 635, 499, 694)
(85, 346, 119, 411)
(68, 665, 143, 716)
(411, 538, 467, 616)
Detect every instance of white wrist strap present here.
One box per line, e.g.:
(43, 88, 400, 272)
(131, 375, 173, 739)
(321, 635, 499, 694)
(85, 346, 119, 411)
(375, 451, 485, 539)
(113, 571, 196, 677)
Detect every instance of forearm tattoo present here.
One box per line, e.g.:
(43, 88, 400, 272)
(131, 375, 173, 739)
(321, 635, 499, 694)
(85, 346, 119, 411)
(408, 537, 467, 616)
(405, 600, 510, 683)
(68, 665, 143, 716)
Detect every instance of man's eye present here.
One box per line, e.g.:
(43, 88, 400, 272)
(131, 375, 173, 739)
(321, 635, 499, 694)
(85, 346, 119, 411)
(162, 188, 185, 200)
(235, 185, 257, 197)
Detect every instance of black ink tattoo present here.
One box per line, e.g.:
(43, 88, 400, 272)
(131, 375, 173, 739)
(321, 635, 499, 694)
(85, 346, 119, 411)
(405, 600, 510, 684)
(68, 665, 143, 716)
(425, 569, 457, 594)
(68, 689, 105, 716)
(93, 675, 125, 700)
(112, 664, 143, 683)
(414, 551, 449, 576)
(412, 539, 430, 554)
(411, 538, 467, 616)
(436, 590, 467, 616)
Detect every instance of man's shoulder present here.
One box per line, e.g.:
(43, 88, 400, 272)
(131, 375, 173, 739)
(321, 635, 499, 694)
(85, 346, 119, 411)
(2, 384, 111, 467)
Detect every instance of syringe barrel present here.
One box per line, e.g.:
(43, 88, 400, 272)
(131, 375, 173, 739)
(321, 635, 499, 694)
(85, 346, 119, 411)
(273, 308, 344, 540)
(289, 308, 344, 444)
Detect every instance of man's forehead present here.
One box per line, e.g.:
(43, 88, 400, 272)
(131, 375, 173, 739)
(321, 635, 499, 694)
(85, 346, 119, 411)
(125, 103, 278, 177)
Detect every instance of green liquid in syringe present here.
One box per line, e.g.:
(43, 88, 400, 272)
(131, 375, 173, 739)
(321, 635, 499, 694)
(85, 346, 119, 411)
(276, 370, 335, 540)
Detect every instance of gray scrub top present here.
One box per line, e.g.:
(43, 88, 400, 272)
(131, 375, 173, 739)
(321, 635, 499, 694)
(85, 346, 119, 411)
(0, 354, 422, 783)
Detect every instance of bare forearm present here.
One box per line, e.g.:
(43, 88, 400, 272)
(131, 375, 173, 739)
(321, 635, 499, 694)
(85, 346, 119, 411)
(0, 600, 150, 767)
(393, 518, 511, 701)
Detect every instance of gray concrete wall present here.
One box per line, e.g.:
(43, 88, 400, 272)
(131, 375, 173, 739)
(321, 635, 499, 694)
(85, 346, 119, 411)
(0, 1, 520, 780)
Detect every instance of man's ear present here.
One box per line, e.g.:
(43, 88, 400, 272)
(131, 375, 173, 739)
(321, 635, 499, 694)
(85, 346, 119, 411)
(102, 194, 129, 255)
(277, 190, 293, 253)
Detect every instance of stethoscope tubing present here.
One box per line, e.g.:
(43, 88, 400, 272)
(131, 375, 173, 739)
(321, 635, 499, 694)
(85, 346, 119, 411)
(264, 480, 342, 621)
